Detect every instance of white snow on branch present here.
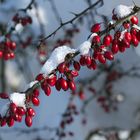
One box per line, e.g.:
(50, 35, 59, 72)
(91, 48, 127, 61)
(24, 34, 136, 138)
(78, 41, 91, 55)
(88, 33, 97, 42)
(114, 5, 133, 18)
(133, 24, 140, 30)
(40, 46, 76, 75)
(119, 29, 127, 41)
(10, 92, 26, 109)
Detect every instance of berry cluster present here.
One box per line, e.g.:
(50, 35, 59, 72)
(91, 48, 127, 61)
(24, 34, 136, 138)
(12, 13, 32, 26)
(81, 14, 140, 67)
(36, 60, 80, 96)
(0, 100, 36, 127)
(0, 37, 16, 60)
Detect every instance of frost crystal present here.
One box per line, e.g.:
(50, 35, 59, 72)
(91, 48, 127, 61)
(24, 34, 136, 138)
(10, 92, 26, 108)
(114, 5, 133, 18)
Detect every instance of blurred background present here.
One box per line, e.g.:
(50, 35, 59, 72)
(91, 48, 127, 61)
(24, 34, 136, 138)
(0, 0, 140, 140)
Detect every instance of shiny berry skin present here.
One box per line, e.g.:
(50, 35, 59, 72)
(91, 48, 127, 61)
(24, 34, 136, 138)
(10, 52, 15, 59)
(27, 108, 35, 117)
(124, 32, 132, 42)
(10, 42, 16, 50)
(17, 107, 25, 116)
(90, 59, 97, 70)
(60, 78, 68, 91)
(0, 51, 3, 58)
(131, 35, 139, 47)
(33, 89, 40, 97)
(123, 22, 130, 29)
(25, 116, 32, 127)
(136, 31, 140, 41)
(71, 70, 79, 77)
(79, 56, 86, 66)
(47, 75, 57, 86)
(55, 79, 61, 91)
(92, 35, 100, 44)
(73, 61, 80, 71)
(85, 56, 92, 66)
(68, 81, 76, 91)
(103, 35, 112, 46)
(10, 103, 17, 113)
(44, 85, 51, 96)
(7, 117, 14, 127)
(104, 51, 114, 60)
(131, 28, 137, 35)
(112, 43, 119, 54)
(32, 97, 40, 106)
(98, 53, 106, 64)
(130, 16, 138, 25)
(35, 74, 44, 81)
(58, 62, 66, 73)
(91, 23, 101, 33)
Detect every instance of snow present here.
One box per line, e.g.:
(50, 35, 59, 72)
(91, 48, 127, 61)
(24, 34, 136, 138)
(88, 33, 98, 42)
(119, 29, 127, 41)
(28, 80, 38, 88)
(114, 5, 133, 18)
(118, 130, 130, 139)
(133, 24, 140, 30)
(9, 92, 26, 109)
(40, 45, 76, 75)
(78, 41, 91, 55)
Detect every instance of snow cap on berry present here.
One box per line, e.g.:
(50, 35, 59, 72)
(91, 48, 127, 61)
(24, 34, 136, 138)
(40, 46, 76, 75)
(10, 92, 26, 109)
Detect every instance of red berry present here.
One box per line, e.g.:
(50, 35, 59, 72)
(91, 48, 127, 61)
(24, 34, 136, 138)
(73, 61, 80, 71)
(58, 62, 66, 73)
(43, 85, 51, 96)
(0, 51, 3, 58)
(10, 42, 16, 50)
(136, 31, 140, 41)
(91, 23, 101, 33)
(35, 74, 44, 81)
(123, 22, 130, 29)
(33, 89, 40, 97)
(103, 35, 112, 46)
(10, 103, 17, 114)
(98, 53, 106, 64)
(1, 118, 7, 127)
(104, 51, 114, 60)
(27, 108, 35, 117)
(92, 35, 100, 44)
(112, 43, 119, 54)
(85, 56, 92, 66)
(32, 97, 40, 106)
(55, 79, 61, 91)
(25, 116, 32, 127)
(124, 32, 132, 42)
(68, 81, 76, 91)
(130, 16, 138, 25)
(7, 117, 14, 127)
(0, 93, 9, 99)
(132, 35, 139, 47)
(60, 78, 68, 91)
(131, 28, 137, 35)
(47, 75, 57, 86)
(71, 70, 79, 77)
(10, 52, 15, 59)
(90, 59, 97, 70)
(79, 56, 86, 66)
(4, 53, 10, 60)
(17, 107, 25, 116)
